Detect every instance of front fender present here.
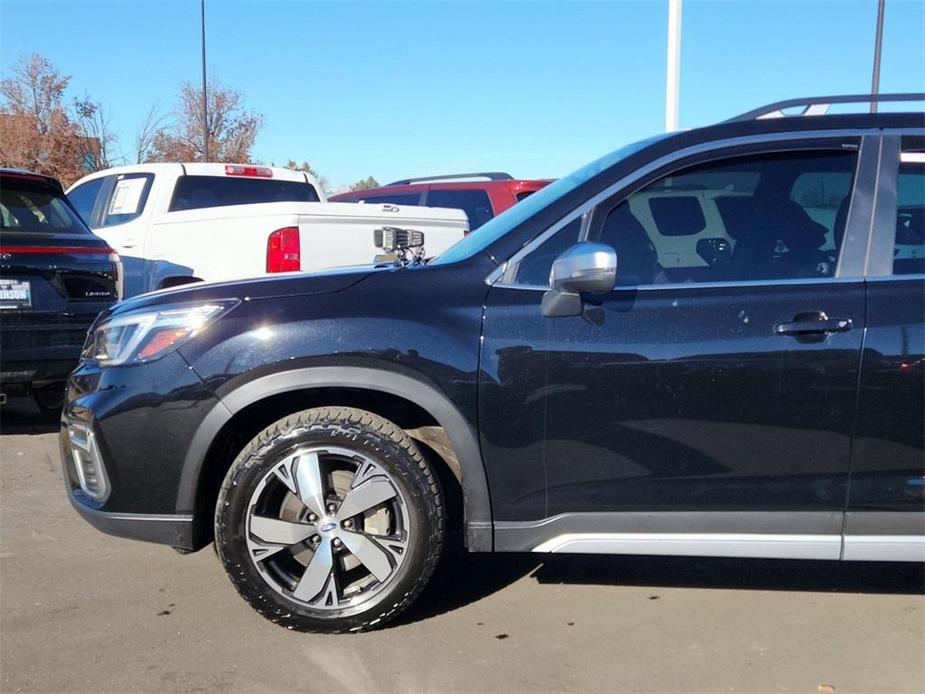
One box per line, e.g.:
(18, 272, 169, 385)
(175, 365, 494, 551)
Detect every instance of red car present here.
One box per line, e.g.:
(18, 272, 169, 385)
(329, 172, 552, 230)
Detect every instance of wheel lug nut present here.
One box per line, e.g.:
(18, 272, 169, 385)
(333, 538, 342, 548)
(343, 519, 353, 529)
(311, 535, 321, 544)
(327, 503, 337, 512)
(308, 513, 317, 522)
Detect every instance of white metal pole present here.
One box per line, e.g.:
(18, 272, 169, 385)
(870, 0, 885, 113)
(666, 0, 682, 132)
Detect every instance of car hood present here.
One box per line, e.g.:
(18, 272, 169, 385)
(105, 265, 382, 316)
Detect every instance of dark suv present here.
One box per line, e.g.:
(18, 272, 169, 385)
(329, 172, 552, 230)
(61, 95, 924, 633)
(1, 169, 120, 413)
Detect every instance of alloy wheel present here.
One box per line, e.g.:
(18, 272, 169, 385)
(245, 446, 410, 611)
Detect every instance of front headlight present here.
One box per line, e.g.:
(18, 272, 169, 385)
(81, 300, 238, 366)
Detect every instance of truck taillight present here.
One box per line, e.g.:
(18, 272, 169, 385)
(266, 227, 301, 273)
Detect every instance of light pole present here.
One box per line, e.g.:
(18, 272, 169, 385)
(665, 0, 682, 131)
(201, 0, 209, 161)
(870, 0, 885, 113)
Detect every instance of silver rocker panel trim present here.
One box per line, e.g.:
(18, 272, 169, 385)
(531, 532, 842, 560)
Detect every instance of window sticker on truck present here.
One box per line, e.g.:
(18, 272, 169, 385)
(109, 176, 148, 216)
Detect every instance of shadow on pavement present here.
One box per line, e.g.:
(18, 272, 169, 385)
(401, 542, 924, 625)
(530, 553, 925, 596)
(0, 397, 60, 435)
(393, 531, 542, 626)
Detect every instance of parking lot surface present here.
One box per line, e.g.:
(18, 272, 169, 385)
(1, 400, 923, 694)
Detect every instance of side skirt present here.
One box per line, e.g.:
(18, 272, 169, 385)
(494, 512, 925, 562)
(532, 532, 840, 560)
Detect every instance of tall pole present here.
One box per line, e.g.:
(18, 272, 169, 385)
(665, 0, 682, 131)
(201, 0, 209, 160)
(870, 0, 885, 113)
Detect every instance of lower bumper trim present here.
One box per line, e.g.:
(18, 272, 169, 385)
(67, 491, 196, 550)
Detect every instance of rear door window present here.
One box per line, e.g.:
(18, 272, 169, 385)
(169, 176, 320, 211)
(894, 151, 925, 275)
(426, 189, 494, 229)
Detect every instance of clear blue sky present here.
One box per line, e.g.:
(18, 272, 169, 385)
(2, 0, 923, 189)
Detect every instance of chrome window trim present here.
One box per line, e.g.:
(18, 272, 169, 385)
(835, 134, 881, 277)
(865, 135, 902, 276)
(489, 275, 866, 294)
(486, 128, 879, 290)
(866, 273, 925, 282)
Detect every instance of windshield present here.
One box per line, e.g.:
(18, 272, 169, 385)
(432, 135, 667, 265)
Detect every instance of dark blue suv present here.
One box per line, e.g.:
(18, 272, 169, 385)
(61, 95, 925, 632)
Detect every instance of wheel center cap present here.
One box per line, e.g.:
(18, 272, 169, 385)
(318, 517, 338, 534)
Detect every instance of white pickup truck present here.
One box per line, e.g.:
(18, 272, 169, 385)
(66, 163, 469, 297)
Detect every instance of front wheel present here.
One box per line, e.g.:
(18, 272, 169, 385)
(214, 407, 445, 632)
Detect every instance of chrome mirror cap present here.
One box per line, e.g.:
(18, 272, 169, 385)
(550, 242, 617, 294)
(543, 242, 617, 318)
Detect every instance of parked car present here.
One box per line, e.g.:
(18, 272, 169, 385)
(0, 168, 120, 414)
(61, 94, 924, 633)
(67, 163, 469, 297)
(329, 172, 552, 230)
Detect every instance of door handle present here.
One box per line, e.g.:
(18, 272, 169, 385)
(774, 312, 853, 336)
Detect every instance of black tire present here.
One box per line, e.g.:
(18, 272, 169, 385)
(32, 384, 65, 421)
(214, 406, 445, 633)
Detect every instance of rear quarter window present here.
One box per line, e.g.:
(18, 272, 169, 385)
(894, 152, 924, 275)
(169, 176, 320, 211)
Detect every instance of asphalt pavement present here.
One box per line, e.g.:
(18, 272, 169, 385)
(1, 398, 923, 694)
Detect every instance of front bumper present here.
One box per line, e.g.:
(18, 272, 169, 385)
(64, 484, 195, 548)
(60, 350, 221, 551)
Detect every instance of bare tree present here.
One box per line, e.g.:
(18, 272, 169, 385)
(150, 78, 263, 163)
(134, 103, 167, 164)
(285, 159, 331, 196)
(74, 94, 119, 169)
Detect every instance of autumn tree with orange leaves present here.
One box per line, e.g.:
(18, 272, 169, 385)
(0, 53, 105, 186)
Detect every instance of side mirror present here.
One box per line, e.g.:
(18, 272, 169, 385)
(542, 242, 617, 317)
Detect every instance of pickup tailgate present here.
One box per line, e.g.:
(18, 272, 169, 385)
(295, 202, 469, 270)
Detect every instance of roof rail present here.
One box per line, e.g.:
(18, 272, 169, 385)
(386, 172, 513, 186)
(728, 93, 925, 122)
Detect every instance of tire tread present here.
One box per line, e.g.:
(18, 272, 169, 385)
(214, 406, 444, 633)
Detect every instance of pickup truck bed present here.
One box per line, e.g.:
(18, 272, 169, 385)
(67, 163, 469, 297)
